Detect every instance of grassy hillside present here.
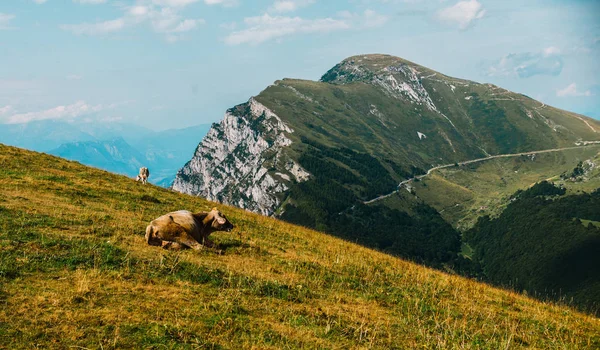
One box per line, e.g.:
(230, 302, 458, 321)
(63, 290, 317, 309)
(399, 146, 600, 229)
(1, 144, 599, 348)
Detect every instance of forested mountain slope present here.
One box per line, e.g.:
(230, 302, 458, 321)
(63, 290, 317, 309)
(465, 181, 600, 315)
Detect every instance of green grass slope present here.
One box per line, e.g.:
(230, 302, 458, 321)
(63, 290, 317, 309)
(267, 55, 600, 166)
(402, 146, 600, 229)
(1, 143, 599, 348)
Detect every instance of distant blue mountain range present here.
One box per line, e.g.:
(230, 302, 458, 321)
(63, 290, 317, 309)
(0, 120, 211, 187)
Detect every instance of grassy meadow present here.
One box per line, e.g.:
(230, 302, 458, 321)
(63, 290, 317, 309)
(0, 143, 599, 349)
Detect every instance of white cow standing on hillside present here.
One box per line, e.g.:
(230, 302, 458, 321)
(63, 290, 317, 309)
(136, 167, 150, 184)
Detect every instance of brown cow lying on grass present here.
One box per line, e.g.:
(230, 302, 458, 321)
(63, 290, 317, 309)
(145, 208, 234, 251)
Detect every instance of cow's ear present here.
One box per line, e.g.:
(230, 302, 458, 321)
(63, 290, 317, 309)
(217, 217, 226, 225)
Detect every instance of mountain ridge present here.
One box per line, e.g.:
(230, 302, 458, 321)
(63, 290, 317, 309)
(365, 141, 600, 205)
(173, 53, 600, 266)
(173, 53, 600, 208)
(49, 137, 148, 177)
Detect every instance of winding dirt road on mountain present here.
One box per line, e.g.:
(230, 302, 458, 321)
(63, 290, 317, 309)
(364, 141, 600, 205)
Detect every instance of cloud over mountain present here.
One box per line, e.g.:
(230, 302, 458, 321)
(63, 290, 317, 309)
(2, 101, 104, 124)
(556, 83, 592, 97)
(224, 10, 387, 45)
(486, 48, 564, 78)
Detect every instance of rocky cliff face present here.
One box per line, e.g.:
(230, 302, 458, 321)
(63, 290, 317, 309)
(172, 98, 309, 215)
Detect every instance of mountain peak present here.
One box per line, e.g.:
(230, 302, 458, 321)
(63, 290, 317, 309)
(344, 53, 417, 66)
(319, 54, 476, 89)
(320, 54, 425, 83)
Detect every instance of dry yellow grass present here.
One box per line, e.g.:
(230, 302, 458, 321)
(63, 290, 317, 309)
(0, 143, 598, 349)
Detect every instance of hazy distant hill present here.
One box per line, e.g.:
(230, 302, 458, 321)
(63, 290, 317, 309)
(129, 124, 212, 185)
(49, 137, 147, 177)
(0, 120, 98, 151)
(0, 121, 211, 186)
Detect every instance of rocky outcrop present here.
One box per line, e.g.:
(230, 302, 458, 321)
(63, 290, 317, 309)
(320, 56, 458, 129)
(172, 98, 309, 216)
(320, 57, 436, 107)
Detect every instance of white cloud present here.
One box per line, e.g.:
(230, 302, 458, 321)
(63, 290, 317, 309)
(225, 14, 350, 45)
(2, 101, 105, 124)
(152, 0, 200, 6)
(0, 105, 12, 115)
(73, 0, 107, 4)
(338, 9, 389, 28)
(61, 2, 204, 39)
(168, 19, 204, 33)
(362, 9, 389, 28)
(204, 0, 238, 7)
(437, 0, 485, 29)
(141, 7, 204, 34)
(270, 1, 296, 13)
(33, 0, 48, 4)
(225, 10, 387, 45)
(556, 83, 592, 97)
(268, 0, 315, 13)
(149, 7, 183, 32)
(129, 6, 150, 17)
(542, 46, 561, 57)
(0, 13, 16, 30)
(486, 49, 564, 78)
(61, 18, 126, 35)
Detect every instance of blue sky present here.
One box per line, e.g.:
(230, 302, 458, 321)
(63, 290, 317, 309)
(0, 0, 598, 130)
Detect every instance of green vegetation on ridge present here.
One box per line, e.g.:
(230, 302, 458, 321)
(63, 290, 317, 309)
(405, 146, 600, 229)
(280, 137, 459, 267)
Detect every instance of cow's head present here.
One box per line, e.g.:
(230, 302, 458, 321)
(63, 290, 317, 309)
(209, 207, 234, 232)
